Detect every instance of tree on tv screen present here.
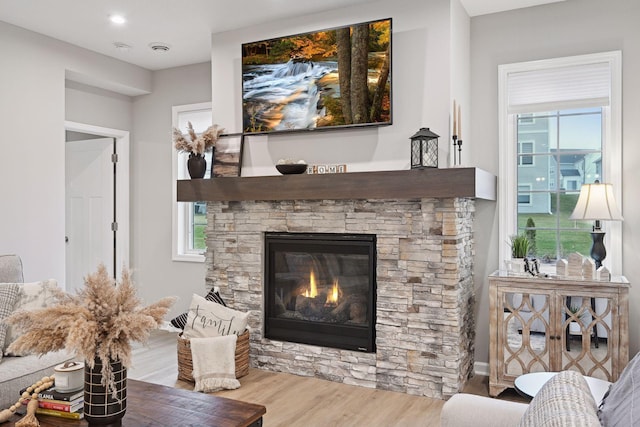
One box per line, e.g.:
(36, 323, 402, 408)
(242, 20, 391, 133)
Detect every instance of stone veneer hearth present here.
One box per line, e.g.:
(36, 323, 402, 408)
(205, 197, 475, 399)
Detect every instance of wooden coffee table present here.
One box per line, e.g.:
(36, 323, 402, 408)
(6, 379, 266, 426)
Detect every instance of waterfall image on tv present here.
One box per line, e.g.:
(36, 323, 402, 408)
(242, 18, 391, 134)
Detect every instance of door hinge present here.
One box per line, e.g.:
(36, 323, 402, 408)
(111, 222, 118, 232)
(111, 153, 118, 163)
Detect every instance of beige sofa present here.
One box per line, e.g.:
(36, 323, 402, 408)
(0, 254, 74, 408)
(441, 352, 640, 427)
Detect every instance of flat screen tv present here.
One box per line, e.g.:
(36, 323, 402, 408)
(242, 18, 392, 135)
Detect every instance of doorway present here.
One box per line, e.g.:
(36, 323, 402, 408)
(64, 121, 130, 293)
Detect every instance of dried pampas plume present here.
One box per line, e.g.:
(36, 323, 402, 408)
(6, 265, 176, 399)
(173, 121, 224, 155)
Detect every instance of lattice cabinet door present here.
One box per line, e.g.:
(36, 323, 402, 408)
(555, 290, 621, 382)
(490, 286, 553, 397)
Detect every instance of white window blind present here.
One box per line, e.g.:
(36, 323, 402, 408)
(507, 61, 611, 114)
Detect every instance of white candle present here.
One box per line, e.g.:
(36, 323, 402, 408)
(457, 104, 462, 139)
(453, 100, 457, 136)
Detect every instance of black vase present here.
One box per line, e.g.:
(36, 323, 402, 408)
(84, 358, 127, 426)
(187, 153, 206, 179)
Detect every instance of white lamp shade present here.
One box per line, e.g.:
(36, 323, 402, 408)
(569, 182, 623, 221)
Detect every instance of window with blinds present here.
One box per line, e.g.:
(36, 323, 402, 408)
(498, 51, 622, 272)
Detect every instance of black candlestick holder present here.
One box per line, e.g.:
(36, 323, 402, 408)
(452, 135, 458, 166)
(451, 136, 463, 167)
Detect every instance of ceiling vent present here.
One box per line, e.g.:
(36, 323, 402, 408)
(149, 42, 171, 53)
(113, 42, 132, 51)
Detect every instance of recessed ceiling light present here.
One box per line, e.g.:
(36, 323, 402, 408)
(110, 15, 126, 25)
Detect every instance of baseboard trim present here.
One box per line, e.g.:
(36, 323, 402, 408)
(474, 361, 490, 377)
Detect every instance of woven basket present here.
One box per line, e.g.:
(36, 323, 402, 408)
(177, 330, 250, 382)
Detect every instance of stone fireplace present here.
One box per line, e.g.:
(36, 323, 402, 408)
(204, 196, 476, 399)
(177, 169, 495, 398)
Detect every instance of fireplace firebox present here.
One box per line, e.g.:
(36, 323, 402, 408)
(264, 232, 376, 352)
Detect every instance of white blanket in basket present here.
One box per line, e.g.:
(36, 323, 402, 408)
(190, 334, 241, 392)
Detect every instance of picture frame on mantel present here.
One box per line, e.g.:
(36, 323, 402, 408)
(213, 134, 244, 177)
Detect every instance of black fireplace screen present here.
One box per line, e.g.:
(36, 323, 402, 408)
(264, 232, 376, 352)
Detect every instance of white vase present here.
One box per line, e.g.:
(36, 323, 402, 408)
(505, 258, 526, 275)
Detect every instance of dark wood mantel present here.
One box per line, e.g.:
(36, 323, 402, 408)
(177, 167, 496, 202)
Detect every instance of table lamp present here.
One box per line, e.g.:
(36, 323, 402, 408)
(569, 181, 623, 269)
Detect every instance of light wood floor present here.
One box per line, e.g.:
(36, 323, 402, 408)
(129, 329, 526, 426)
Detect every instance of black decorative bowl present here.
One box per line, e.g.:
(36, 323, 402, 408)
(276, 164, 308, 175)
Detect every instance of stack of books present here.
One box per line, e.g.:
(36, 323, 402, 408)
(19, 385, 84, 420)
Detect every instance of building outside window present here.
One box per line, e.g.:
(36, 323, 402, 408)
(518, 141, 535, 166)
(517, 184, 532, 205)
(516, 108, 602, 262)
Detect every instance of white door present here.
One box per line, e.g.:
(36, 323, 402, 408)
(65, 138, 115, 294)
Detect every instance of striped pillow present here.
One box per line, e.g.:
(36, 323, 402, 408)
(0, 283, 21, 362)
(170, 287, 226, 329)
(598, 351, 640, 426)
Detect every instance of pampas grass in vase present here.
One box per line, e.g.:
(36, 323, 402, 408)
(173, 121, 224, 155)
(6, 264, 176, 400)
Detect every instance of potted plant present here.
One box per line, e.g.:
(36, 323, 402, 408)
(6, 265, 175, 425)
(506, 234, 532, 274)
(173, 121, 224, 179)
(510, 234, 531, 258)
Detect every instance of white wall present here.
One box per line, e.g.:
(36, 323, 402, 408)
(65, 81, 133, 131)
(450, 0, 470, 167)
(211, 0, 455, 176)
(131, 62, 212, 316)
(0, 21, 150, 283)
(470, 0, 640, 363)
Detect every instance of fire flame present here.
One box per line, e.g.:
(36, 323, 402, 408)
(302, 271, 340, 305)
(304, 269, 318, 298)
(326, 279, 340, 304)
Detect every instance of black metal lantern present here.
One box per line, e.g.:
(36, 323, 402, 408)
(410, 128, 439, 169)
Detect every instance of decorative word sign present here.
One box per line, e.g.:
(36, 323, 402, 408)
(307, 164, 347, 174)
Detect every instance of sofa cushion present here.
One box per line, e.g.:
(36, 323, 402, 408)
(3, 279, 59, 355)
(0, 255, 23, 283)
(518, 370, 600, 427)
(598, 351, 640, 426)
(0, 283, 21, 362)
(182, 293, 248, 339)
